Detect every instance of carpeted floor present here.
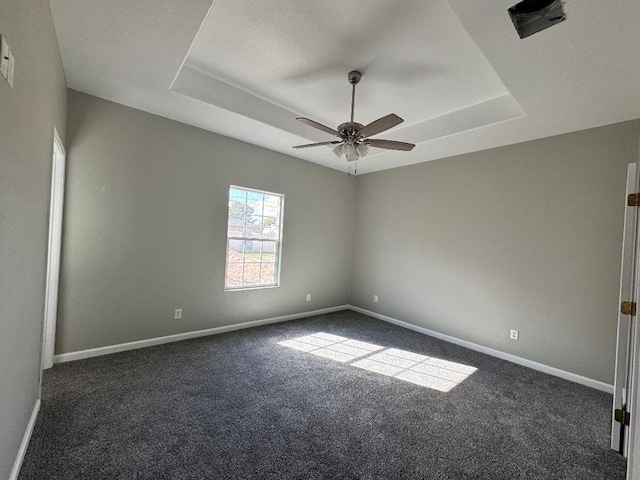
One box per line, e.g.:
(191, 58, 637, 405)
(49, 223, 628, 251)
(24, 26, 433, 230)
(20, 310, 626, 479)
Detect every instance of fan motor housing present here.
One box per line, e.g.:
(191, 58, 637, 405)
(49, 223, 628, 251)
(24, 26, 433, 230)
(348, 71, 362, 85)
(338, 122, 364, 138)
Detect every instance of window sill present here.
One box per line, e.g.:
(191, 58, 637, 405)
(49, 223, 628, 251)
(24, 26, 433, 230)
(224, 284, 280, 292)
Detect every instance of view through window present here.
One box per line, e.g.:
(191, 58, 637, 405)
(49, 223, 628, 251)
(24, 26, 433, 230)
(225, 186, 284, 290)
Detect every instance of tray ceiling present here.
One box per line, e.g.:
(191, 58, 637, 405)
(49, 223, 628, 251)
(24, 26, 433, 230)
(50, 0, 640, 173)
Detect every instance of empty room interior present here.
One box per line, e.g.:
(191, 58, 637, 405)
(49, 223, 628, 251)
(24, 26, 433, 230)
(3, 0, 640, 479)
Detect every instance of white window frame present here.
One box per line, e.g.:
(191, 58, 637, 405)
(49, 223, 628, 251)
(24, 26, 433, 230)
(224, 185, 285, 291)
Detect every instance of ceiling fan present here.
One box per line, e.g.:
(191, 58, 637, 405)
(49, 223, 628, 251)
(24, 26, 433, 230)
(293, 70, 415, 162)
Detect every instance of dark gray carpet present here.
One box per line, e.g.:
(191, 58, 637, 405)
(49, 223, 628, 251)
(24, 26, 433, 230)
(20, 310, 625, 479)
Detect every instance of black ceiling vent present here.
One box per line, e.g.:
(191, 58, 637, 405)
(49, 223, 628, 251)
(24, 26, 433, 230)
(508, 0, 566, 39)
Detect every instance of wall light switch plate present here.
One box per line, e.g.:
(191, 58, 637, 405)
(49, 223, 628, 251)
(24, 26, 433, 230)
(373, 295, 379, 303)
(7, 50, 14, 88)
(174, 308, 183, 320)
(306, 293, 311, 302)
(0, 35, 9, 80)
(510, 329, 519, 341)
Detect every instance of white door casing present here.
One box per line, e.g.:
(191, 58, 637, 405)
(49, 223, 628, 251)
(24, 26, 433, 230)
(628, 136, 640, 480)
(613, 163, 639, 455)
(41, 128, 65, 370)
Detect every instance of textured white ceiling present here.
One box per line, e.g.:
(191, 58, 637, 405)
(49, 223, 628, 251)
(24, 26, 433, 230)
(50, 0, 640, 174)
(186, 0, 509, 127)
(50, 0, 212, 90)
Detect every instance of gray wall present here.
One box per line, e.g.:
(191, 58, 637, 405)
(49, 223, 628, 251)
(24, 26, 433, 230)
(351, 120, 640, 384)
(56, 92, 639, 385)
(57, 90, 354, 354)
(0, 0, 67, 477)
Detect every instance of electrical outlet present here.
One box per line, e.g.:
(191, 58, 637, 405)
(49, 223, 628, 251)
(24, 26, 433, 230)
(306, 293, 311, 302)
(174, 308, 183, 320)
(373, 295, 379, 303)
(510, 329, 519, 341)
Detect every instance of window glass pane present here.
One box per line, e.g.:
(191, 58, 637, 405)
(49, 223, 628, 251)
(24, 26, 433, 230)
(245, 216, 263, 239)
(246, 191, 264, 218)
(227, 219, 244, 238)
(244, 240, 261, 263)
(243, 263, 261, 285)
(228, 189, 247, 237)
(227, 239, 244, 262)
(229, 188, 247, 204)
(263, 194, 280, 218)
(226, 263, 243, 287)
(260, 263, 276, 285)
(261, 241, 276, 262)
(262, 216, 278, 239)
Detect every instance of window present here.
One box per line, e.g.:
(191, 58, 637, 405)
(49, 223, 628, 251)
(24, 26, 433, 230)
(225, 186, 284, 290)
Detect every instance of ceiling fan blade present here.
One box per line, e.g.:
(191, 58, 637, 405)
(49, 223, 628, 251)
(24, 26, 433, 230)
(293, 141, 342, 149)
(356, 114, 404, 139)
(367, 139, 416, 151)
(296, 117, 340, 137)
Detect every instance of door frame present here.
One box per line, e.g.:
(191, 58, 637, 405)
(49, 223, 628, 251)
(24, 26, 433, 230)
(627, 135, 640, 479)
(628, 189, 640, 479)
(41, 127, 66, 370)
(613, 163, 639, 455)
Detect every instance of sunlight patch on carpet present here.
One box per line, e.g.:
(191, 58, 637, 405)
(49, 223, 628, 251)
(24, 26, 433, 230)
(279, 332, 477, 392)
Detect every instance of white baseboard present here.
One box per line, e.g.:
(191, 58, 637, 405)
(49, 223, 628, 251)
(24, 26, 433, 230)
(9, 398, 40, 480)
(53, 303, 612, 393)
(54, 305, 349, 364)
(348, 305, 614, 394)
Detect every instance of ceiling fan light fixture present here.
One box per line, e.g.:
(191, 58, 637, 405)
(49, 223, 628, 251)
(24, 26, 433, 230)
(346, 153, 359, 162)
(356, 143, 369, 158)
(332, 144, 344, 158)
(342, 141, 356, 156)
